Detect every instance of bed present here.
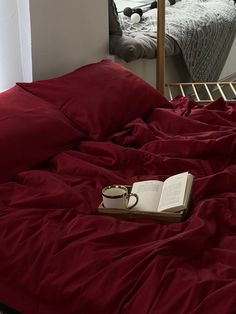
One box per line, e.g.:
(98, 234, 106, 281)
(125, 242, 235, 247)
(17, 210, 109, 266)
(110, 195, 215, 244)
(0, 58, 236, 314)
(109, 0, 236, 88)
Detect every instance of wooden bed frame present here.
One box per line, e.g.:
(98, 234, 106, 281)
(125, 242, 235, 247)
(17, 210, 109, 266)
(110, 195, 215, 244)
(156, 0, 236, 103)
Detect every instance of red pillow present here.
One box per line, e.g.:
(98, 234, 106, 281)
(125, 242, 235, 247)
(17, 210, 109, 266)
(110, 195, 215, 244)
(18, 60, 171, 139)
(0, 86, 82, 183)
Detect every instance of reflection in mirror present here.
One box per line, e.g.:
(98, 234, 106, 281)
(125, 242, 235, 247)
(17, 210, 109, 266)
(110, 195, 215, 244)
(109, 0, 236, 98)
(115, 1, 152, 12)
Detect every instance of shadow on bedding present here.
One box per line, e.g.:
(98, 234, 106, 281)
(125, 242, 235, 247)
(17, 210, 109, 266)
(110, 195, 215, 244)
(0, 304, 21, 314)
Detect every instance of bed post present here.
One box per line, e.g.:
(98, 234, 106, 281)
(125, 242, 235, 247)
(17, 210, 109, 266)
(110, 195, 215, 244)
(156, 0, 165, 94)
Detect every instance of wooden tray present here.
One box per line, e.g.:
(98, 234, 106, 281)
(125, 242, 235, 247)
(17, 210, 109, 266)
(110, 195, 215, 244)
(98, 186, 189, 223)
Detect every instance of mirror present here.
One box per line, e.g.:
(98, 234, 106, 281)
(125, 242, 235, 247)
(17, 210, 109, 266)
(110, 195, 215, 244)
(109, 0, 236, 96)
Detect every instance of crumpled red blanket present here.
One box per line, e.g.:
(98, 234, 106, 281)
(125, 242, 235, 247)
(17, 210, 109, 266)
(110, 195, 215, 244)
(0, 97, 236, 314)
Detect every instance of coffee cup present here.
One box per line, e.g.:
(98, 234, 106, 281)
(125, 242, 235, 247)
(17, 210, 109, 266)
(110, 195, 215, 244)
(102, 185, 138, 209)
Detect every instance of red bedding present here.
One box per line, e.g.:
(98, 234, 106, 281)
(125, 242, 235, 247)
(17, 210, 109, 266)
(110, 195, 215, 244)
(0, 64, 236, 313)
(0, 98, 236, 314)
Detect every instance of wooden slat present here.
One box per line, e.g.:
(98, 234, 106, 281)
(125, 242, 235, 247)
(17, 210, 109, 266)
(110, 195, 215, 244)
(156, 0, 165, 94)
(165, 82, 236, 103)
(230, 82, 236, 97)
(191, 84, 200, 101)
(179, 84, 185, 96)
(167, 85, 173, 100)
(204, 83, 213, 101)
(217, 83, 227, 101)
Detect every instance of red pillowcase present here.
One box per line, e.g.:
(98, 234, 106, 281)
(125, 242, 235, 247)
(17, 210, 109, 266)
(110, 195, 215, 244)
(18, 60, 171, 139)
(0, 86, 82, 183)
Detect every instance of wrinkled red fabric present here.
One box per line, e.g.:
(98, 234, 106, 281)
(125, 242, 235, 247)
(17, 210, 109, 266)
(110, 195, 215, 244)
(0, 97, 236, 314)
(17, 60, 170, 139)
(0, 86, 82, 183)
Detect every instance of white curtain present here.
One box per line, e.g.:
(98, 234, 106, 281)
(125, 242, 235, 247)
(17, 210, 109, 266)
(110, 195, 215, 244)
(0, 0, 32, 92)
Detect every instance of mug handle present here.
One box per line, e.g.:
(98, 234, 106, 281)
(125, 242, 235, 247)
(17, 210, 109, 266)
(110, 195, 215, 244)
(127, 193, 139, 209)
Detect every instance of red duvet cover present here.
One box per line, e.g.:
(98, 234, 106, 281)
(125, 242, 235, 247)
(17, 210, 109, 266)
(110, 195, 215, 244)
(0, 97, 236, 314)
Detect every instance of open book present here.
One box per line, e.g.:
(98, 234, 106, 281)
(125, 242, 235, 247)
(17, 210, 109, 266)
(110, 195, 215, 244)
(98, 172, 194, 222)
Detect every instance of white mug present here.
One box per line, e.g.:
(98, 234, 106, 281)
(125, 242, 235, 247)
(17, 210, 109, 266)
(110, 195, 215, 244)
(102, 185, 138, 209)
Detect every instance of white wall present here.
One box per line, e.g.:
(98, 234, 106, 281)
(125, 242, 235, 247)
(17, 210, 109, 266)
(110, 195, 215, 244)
(29, 0, 109, 80)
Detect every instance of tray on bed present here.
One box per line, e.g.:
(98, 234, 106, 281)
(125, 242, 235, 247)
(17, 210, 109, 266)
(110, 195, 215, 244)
(98, 185, 190, 223)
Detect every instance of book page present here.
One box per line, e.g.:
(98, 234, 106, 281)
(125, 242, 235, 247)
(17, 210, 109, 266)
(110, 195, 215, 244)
(128, 180, 163, 212)
(157, 172, 189, 212)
